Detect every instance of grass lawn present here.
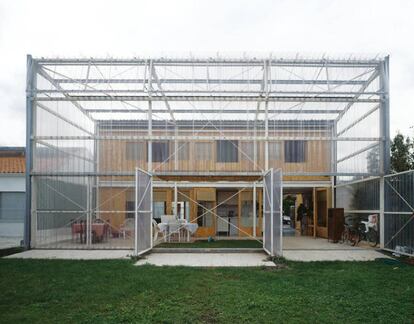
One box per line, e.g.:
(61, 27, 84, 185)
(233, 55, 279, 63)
(157, 239, 262, 248)
(0, 258, 413, 323)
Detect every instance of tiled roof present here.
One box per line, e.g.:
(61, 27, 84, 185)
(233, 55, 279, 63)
(0, 156, 26, 174)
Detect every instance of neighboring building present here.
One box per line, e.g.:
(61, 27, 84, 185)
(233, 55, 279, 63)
(0, 147, 25, 248)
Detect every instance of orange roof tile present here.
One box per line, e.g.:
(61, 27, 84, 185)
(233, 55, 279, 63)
(0, 156, 26, 173)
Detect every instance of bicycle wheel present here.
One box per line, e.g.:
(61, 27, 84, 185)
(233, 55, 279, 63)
(349, 230, 360, 246)
(341, 228, 349, 244)
(367, 229, 378, 247)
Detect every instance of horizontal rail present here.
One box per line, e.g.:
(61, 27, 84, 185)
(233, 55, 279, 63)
(35, 57, 384, 68)
(33, 135, 381, 141)
(35, 95, 381, 103)
(53, 78, 370, 85)
(36, 89, 382, 96)
(86, 108, 342, 114)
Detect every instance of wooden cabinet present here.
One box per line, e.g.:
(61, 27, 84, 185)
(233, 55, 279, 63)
(328, 208, 344, 243)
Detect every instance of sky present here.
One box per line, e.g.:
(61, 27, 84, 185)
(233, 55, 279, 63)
(0, 0, 413, 146)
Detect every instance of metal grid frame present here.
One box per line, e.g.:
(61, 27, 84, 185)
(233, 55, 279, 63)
(25, 54, 390, 249)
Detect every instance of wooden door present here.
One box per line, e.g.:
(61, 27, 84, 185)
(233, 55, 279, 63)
(191, 188, 216, 237)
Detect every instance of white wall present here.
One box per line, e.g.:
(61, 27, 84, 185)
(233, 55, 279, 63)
(0, 174, 25, 192)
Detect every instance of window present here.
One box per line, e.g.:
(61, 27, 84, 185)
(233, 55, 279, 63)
(126, 142, 146, 160)
(151, 141, 169, 163)
(284, 140, 307, 163)
(240, 141, 257, 162)
(125, 201, 135, 219)
(195, 142, 212, 161)
(269, 142, 282, 160)
(177, 142, 189, 161)
(153, 202, 166, 222)
(0, 192, 25, 221)
(216, 140, 239, 163)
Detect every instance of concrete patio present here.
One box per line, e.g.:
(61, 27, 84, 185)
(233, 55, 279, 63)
(135, 252, 276, 267)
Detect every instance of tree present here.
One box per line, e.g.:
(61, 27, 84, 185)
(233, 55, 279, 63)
(282, 195, 296, 216)
(390, 133, 413, 173)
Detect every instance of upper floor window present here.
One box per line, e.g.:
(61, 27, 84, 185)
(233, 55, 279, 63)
(152, 141, 170, 163)
(240, 141, 255, 162)
(177, 142, 190, 161)
(269, 142, 282, 160)
(126, 142, 146, 160)
(195, 142, 212, 161)
(284, 140, 307, 163)
(216, 140, 239, 163)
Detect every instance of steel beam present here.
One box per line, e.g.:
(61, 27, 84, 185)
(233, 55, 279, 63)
(25, 55, 36, 249)
(34, 135, 382, 142)
(36, 95, 380, 103)
(86, 108, 341, 114)
(35, 57, 383, 68)
(53, 78, 369, 85)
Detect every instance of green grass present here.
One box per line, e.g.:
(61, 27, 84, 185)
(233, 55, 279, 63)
(157, 239, 262, 248)
(0, 258, 413, 323)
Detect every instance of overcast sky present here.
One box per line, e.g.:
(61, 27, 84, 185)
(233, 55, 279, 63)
(0, 0, 413, 146)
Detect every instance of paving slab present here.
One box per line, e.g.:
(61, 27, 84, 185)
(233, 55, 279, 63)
(284, 249, 389, 262)
(5, 249, 131, 260)
(135, 252, 275, 267)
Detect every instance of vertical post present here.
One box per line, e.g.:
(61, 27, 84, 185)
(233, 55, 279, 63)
(253, 182, 256, 238)
(379, 56, 390, 175)
(264, 60, 269, 171)
(174, 182, 178, 218)
(265, 101, 269, 170)
(25, 55, 36, 249)
(279, 171, 283, 255)
(150, 174, 153, 248)
(134, 167, 139, 255)
(95, 122, 100, 220)
(270, 169, 274, 256)
(86, 177, 92, 246)
(313, 187, 317, 238)
(147, 60, 153, 173)
(378, 57, 389, 250)
(379, 176, 385, 248)
(174, 127, 178, 171)
(331, 120, 337, 208)
(262, 175, 266, 247)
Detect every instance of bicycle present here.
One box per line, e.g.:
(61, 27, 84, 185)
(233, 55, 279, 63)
(359, 214, 379, 247)
(341, 222, 360, 246)
(342, 214, 378, 247)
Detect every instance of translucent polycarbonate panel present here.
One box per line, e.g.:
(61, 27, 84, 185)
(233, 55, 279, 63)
(384, 213, 414, 255)
(336, 144, 380, 176)
(33, 176, 88, 248)
(335, 178, 380, 211)
(384, 172, 414, 213)
(272, 169, 282, 256)
(263, 170, 272, 254)
(383, 171, 414, 255)
(263, 169, 282, 256)
(135, 169, 152, 255)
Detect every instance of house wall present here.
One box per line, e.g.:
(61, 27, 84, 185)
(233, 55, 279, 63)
(0, 174, 25, 246)
(98, 128, 331, 177)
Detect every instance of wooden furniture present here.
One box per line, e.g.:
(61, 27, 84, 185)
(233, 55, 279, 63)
(328, 208, 344, 243)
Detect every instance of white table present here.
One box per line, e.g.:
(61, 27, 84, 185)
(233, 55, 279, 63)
(157, 221, 198, 242)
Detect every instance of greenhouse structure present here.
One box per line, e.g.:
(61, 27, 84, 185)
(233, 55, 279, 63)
(24, 54, 414, 256)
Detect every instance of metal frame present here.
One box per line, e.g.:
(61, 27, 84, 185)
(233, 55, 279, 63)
(25, 54, 390, 250)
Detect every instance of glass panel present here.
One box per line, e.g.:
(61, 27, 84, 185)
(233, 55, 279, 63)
(284, 140, 306, 163)
(195, 142, 212, 161)
(125, 142, 146, 160)
(216, 140, 238, 162)
(269, 142, 282, 160)
(152, 141, 170, 163)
